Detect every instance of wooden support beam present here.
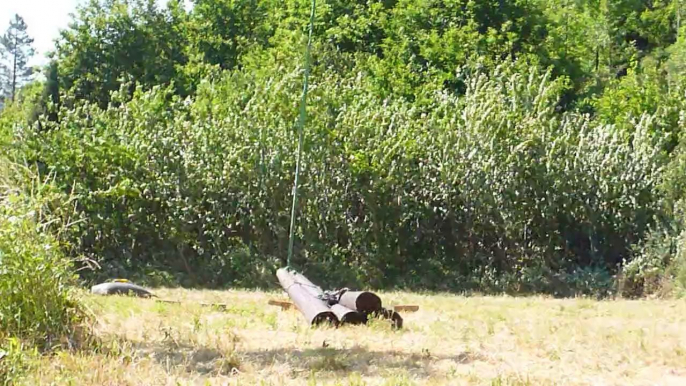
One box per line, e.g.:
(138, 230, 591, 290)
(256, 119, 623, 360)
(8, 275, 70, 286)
(393, 305, 419, 313)
(202, 302, 227, 311)
(268, 299, 294, 310)
(155, 299, 181, 305)
(155, 299, 227, 310)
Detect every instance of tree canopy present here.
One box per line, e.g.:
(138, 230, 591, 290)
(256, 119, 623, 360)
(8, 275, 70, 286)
(0, 14, 35, 103)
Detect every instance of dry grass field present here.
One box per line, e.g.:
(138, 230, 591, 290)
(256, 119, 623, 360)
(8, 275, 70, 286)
(21, 289, 686, 385)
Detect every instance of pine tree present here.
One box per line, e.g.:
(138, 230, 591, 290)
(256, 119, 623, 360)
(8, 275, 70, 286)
(0, 14, 35, 102)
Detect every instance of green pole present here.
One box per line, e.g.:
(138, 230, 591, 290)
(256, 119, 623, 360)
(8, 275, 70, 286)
(287, 0, 317, 269)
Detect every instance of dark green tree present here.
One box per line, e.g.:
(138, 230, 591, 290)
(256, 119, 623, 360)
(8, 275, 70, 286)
(0, 14, 35, 102)
(29, 60, 61, 127)
(56, 0, 189, 107)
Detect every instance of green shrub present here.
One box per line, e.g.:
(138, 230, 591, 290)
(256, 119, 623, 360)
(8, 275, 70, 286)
(621, 227, 677, 297)
(622, 97, 686, 298)
(19, 56, 666, 295)
(0, 159, 86, 348)
(560, 266, 616, 298)
(672, 237, 686, 297)
(669, 205, 686, 297)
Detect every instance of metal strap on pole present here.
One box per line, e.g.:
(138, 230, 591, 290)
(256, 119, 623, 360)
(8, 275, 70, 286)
(287, 0, 317, 269)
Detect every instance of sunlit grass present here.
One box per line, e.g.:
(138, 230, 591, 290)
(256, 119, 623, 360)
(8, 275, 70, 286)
(20, 289, 686, 385)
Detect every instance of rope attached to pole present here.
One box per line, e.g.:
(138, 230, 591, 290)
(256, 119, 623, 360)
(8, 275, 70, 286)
(287, 0, 317, 269)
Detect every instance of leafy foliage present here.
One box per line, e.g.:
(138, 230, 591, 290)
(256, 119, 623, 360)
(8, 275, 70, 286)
(56, 0, 190, 108)
(48, 0, 684, 108)
(21, 55, 667, 293)
(2, 0, 686, 296)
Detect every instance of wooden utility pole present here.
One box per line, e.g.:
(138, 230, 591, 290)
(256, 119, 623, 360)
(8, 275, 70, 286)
(276, 268, 338, 326)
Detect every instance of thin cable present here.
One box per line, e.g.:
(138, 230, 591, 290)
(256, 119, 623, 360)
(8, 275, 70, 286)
(287, 0, 317, 269)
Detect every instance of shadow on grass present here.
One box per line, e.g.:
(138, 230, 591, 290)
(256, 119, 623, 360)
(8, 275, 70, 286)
(241, 346, 486, 378)
(101, 338, 240, 376)
(105, 336, 484, 378)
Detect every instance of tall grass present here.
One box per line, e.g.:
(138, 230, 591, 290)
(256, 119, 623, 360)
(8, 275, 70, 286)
(0, 158, 88, 384)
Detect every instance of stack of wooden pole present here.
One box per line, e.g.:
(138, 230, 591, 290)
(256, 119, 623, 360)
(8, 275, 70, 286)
(276, 268, 403, 328)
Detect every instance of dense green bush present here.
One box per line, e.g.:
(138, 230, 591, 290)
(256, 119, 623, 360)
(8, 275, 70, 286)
(622, 227, 677, 297)
(22, 55, 668, 293)
(3, 0, 684, 296)
(673, 231, 686, 296)
(618, 80, 686, 297)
